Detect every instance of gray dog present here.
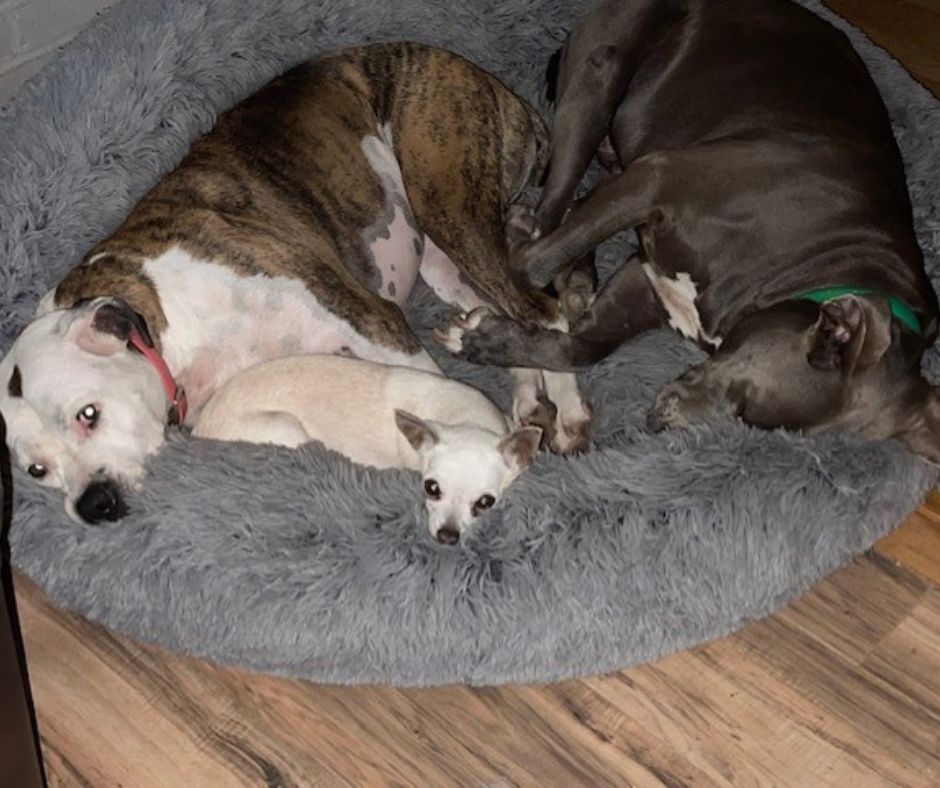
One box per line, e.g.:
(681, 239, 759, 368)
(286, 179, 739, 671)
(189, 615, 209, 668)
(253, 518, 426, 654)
(442, 0, 940, 461)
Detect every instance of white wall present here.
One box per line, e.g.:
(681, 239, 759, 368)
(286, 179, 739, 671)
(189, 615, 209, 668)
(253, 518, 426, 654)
(0, 0, 118, 107)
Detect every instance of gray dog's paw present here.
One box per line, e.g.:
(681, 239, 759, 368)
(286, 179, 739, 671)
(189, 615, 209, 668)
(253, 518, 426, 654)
(434, 308, 520, 365)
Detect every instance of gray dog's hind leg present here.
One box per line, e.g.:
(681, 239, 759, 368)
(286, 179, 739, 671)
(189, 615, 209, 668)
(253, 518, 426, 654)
(536, 42, 631, 233)
(535, 0, 685, 233)
(522, 157, 663, 289)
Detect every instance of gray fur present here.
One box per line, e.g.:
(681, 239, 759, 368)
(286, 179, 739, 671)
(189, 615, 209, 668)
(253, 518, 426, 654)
(2, 0, 939, 686)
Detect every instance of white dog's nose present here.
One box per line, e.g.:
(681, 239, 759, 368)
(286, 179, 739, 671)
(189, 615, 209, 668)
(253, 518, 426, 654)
(435, 525, 460, 546)
(75, 479, 127, 524)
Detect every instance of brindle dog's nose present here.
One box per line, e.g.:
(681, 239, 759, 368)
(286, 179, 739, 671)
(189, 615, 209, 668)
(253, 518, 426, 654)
(76, 479, 128, 524)
(436, 525, 460, 545)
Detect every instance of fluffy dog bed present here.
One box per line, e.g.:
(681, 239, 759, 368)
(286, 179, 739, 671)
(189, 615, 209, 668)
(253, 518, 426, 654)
(2, 0, 939, 686)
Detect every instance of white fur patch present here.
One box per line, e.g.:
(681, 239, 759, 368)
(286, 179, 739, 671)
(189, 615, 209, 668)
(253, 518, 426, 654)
(144, 246, 434, 410)
(360, 123, 422, 305)
(420, 236, 489, 313)
(642, 263, 721, 348)
(35, 288, 58, 317)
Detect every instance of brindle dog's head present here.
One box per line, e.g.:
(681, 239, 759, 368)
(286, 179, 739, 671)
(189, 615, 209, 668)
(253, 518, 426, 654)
(0, 297, 169, 524)
(647, 295, 940, 460)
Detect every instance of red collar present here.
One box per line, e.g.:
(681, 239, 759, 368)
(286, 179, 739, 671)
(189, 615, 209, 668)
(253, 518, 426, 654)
(127, 328, 188, 427)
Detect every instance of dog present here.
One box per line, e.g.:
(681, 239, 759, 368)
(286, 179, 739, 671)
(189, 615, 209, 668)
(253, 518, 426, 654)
(193, 355, 541, 544)
(441, 0, 940, 461)
(0, 42, 591, 524)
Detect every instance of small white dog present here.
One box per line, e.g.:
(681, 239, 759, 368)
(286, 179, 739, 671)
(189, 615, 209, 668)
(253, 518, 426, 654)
(194, 355, 542, 544)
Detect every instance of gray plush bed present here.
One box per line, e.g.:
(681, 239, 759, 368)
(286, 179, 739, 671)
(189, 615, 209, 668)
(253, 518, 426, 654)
(2, 0, 938, 686)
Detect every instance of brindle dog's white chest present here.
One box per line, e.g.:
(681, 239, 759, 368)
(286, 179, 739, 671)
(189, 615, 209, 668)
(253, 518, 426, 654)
(144, 247, 422, 411)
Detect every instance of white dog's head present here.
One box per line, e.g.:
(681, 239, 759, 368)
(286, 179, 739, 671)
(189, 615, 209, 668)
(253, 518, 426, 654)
(394, 410, 541, 545)
(0, 297, 170, 523)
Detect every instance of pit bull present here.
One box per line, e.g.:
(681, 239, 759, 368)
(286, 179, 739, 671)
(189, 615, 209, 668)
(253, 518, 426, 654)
(442, 0, 940, 461)
(194, 355, 542, 545)
(0, 42, 590, 524)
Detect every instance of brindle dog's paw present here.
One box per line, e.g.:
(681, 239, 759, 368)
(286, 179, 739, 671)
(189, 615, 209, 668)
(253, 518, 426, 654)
(551, 399, 593, 454)
(516, 394, 559, 451)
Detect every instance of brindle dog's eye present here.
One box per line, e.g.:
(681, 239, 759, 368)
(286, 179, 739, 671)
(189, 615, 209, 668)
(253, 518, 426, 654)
(77, 403, 100, 428)
(27, 463, 47, 479)
(475, 494, 496, 512)
(424, 479, 441, 499)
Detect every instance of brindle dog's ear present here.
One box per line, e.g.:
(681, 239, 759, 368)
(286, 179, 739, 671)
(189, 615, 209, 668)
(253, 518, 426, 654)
(69, 298, 153, 357)
(807, 295, 892, 375)
(91, 299, 153, 347)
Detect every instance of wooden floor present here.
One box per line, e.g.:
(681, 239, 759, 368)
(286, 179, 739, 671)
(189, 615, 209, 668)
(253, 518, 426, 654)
(13, 2, 940, 786)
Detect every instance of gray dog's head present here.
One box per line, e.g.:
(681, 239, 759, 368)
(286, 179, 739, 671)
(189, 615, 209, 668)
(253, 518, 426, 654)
(648, 294, 940, 460)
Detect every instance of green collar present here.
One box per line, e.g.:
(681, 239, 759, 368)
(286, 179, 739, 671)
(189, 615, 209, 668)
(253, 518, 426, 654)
(792, 286, 922, 335)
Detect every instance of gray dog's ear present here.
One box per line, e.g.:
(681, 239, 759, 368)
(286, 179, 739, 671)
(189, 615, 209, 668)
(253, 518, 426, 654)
(499, 426, 543, 472)
(807, 294, 892, 375)
(394, 410, 439, 452)
(68, 298, 153, 357)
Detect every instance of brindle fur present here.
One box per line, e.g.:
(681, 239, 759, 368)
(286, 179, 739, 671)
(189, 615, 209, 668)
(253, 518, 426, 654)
(53, 43, 552, 353)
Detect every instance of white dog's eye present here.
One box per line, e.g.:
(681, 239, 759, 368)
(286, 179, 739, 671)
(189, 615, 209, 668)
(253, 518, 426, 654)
(27, 463, 47, 479)
(77, 403, 100, 428)
(424, 479, 441, 500)
(473, 494, 496, 514)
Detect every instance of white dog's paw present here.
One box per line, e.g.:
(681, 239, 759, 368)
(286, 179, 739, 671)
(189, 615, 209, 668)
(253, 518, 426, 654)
(433, 307, 491, 355)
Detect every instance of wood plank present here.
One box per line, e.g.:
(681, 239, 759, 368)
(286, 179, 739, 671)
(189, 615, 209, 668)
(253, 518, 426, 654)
(877, 491, 940, 586)
(825, 0, 940, 95)
(861, 588, 940, 734)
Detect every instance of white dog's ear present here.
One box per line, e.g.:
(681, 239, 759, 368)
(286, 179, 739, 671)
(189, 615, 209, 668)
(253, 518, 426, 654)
(499, 426, 542, 472)
(67, 299, 152, 357)
(394, 410, 440, 452)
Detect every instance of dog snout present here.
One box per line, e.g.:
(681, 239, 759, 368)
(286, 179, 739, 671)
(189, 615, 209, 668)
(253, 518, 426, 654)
(75, 479, 128, 524)
(435, 525, 460, 546)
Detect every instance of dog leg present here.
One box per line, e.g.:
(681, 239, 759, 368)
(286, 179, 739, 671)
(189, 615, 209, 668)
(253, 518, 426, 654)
(421, 237, 562, 449)
(444, 256, 667, 370)
(508, 368, 561, 450)
(522, 156, 663, 289)
(535, 0, 684, 234)
(543, 371, 592, 453)
(419, 236, 489, 313)
(536, 44, 632, 234)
